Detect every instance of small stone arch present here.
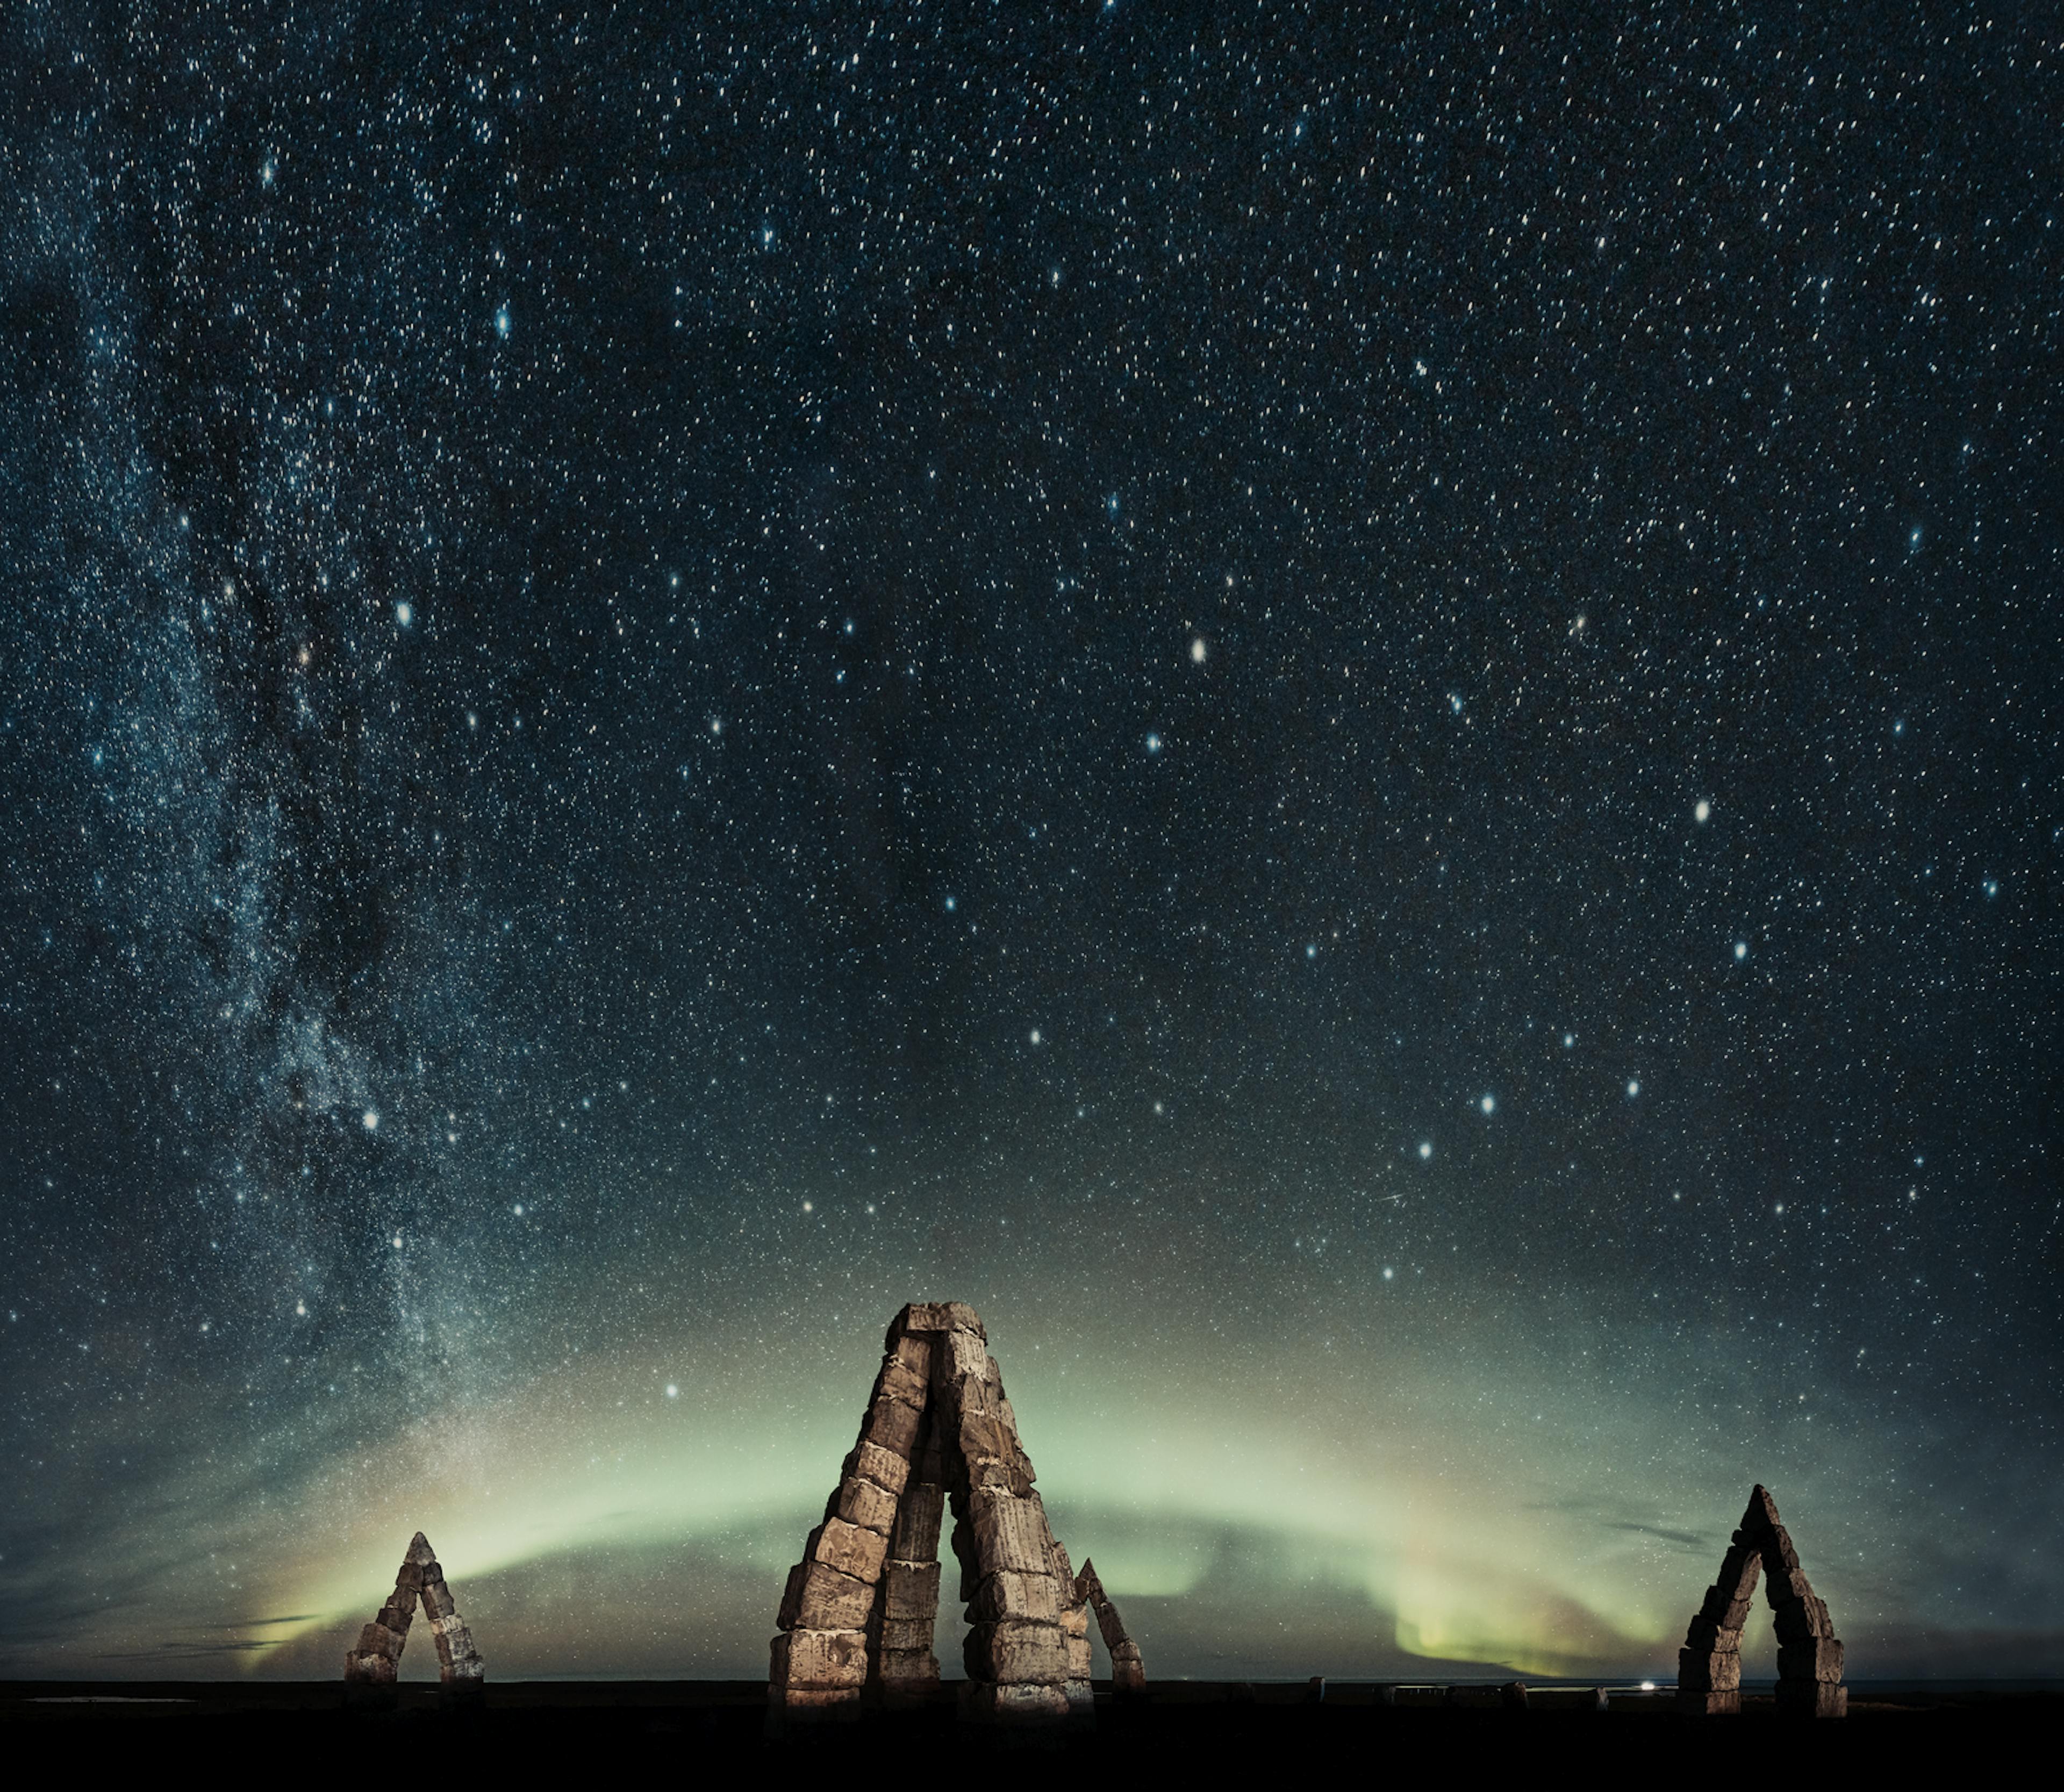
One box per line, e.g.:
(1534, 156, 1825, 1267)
(1677, 1485, 1845, 1716)
(1071, 1559, 1145, 1695)
(770, 1302, 1142, 1725)
(342, 1531, 484, 1698)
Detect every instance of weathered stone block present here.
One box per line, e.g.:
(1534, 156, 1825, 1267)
(1677, 1688, 1740, 1716)
(776, 1560, 809, 1631)
(771, 1627, 870, 1690)
(1778, 1637, 1845, 1682)
(359, 1621, 406, 1659)
(790, 1560, 879, 1631)
(876, 1646, 940, 1687)
(942, 1329, 991, 1380)
(844, 1440, 911, 1496)
(419, 1581, 456, 1621)
(813, 1514, 890, 1586)
(900, 1301, 983, 1338)
(1111, 1643, 1146, 1695)
(1683, 1614, 1741, 1654)
(836, 1473, 899, 1537)
(881, 1558, 942, 1621)
(772, 1686, 863, 1720)
(877, 1356, 928, 1411)
(966, 1488, 1056, 1575)
(1678, 1646, 1741, 1692)
(864, 1394, 923, 1457)
(1772, 1595, 1831, 1643)
(965, 1617, 1070, 1684)
(961, 1681, 1070, 1724)
(879, 1616, 934, 1652)
(888, 1332, 934, 1379)
(1774, 1679, 1847, 1717)
(890, 1481, 945, 1557)
(965, 1568, 1063, 1623)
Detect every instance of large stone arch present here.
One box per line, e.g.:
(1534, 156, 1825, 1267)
(1677, 1485, 1845, 1716)
(770, 1302, 1141, 1725)
(342, 1531, 484, 1698)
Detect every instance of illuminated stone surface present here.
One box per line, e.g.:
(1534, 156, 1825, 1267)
(770, 1302, 1144, 1726)
(342, 1531, 484, 1697)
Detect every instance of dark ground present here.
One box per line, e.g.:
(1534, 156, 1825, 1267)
(3, 1680, 2055, 1773)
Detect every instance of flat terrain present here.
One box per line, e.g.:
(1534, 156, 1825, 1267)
(3, 1679, 2054, 1772)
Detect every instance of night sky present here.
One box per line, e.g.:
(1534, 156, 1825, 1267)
(2, 4, 2058, 1683)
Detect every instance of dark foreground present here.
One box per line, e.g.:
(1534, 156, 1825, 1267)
(3, 1679, 2054, 1772)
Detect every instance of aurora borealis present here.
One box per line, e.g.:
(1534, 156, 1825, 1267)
(2, 5, 2058, 1683)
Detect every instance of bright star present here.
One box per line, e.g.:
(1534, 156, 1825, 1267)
(1695, 799, 1711, 823)
(362, 1110, 378, 1130)
(1191, 637, 1207, 663)
(1480, 1095, 1495, 1114)
(1418, 1142, 1432, 1159)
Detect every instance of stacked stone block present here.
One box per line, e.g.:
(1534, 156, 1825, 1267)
(342, 1531, 484, 1699)
(1676, 1485, 1845, 1718)
(1073, 1558, 1146, 1696)
(771, 1301, 1134, 1728)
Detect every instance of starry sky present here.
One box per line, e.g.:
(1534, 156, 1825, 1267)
(2, 3, 2058, 1684)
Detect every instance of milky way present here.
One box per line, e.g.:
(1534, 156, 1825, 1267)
(1, 5, 2057, 1681)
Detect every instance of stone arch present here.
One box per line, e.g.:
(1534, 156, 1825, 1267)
(1677, 1485, 1845, 1716)
(1071, 1559, 1145, 1695)
(770, 1302, 1141, 1725)
(342, 1531, 485, 1697)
